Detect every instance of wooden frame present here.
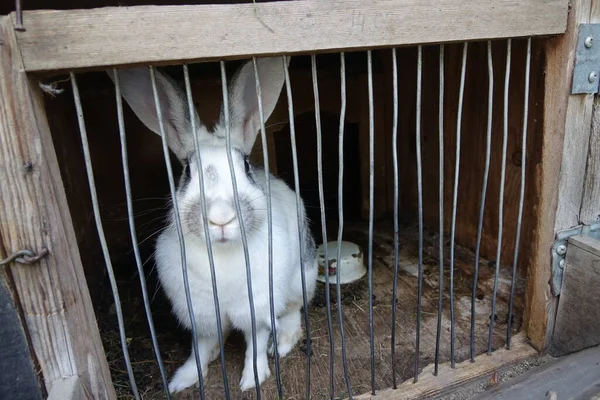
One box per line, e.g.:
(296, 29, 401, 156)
(11, 0, 568, 73)
(0, 0, 582, 398)
(526, 0, 600, 352)
(0, 17, 115, 399)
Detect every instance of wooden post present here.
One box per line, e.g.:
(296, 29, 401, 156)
(526, 0, 598, 351)
(580, 95, 600, 223)
(0, 17, 115, 399)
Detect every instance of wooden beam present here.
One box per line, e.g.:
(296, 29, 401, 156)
(10, 0, 568, 73)
(354, 332, 536, 400)
(525, 0, 596, 352)
(0, 17, 116, 399)
(580, 95, 600, 223)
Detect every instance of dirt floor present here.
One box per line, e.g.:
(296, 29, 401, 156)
(96, 221, 526, 400)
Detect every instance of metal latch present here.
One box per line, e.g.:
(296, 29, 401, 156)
(572, 24, 600, 94)
(551, 221, 600, 295)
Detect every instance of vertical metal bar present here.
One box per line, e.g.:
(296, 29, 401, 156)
(507, 38, 531, 349)
(14, 0, 25, 31)
(449, 42, 468, 367)
(148, 66, 206, 400)
(414, 45, 424, 383)
(326, 53, 353, 399)
(434, 44, 445, 376)
(251, 57, 282, 397)
(390, 47, 400, 390)
(70, 72, 141, 400)
(112, 69, 170, 399)
(366, 50, 376, 395)
(219, 61, 261, 398)
(283, 55, 316, 400)
(488, 39, 511, 354)
(471, 41, 494, 362)
(182, 64, 230, 398)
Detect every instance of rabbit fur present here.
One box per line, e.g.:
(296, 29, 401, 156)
(109, 57, 318, 393)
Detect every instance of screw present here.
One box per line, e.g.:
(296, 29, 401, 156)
(556, 244, 567, 255)
(585, 36, 594, 48)
(559, 259, 566, 269)
(589, 71, 598, 83)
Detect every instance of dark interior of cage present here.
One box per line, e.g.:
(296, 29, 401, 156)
(41, 40, 543, 399)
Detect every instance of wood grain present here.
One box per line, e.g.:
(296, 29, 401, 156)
(0, 17, 115, 399)
(354, 332, 536, 400)
(10, 0, 569, 73)
(580, 95, 600, 224)
(525, 0, 595, 352)
(549, 235, 600, 356)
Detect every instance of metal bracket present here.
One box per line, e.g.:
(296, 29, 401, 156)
(551, 221, 600, 295)
(572, 24, 600, 94)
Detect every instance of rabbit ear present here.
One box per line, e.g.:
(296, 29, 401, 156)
(221, 56, 289, 154)
(108, 68, 204, 161)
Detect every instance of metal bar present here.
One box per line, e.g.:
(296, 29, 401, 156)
(182, 64, 230, 397)
(488, 39, 511, 354)
(414, 45, 424, 383)
(70, 72, 140, 400)
(390, 47, 400, 390)
(449, 42, 468, 367)
(219, 61, 261, 398)
(434, 44, 445, 376)
(14, 0, 25, 31)
(507, 38, 531, 349)
(112, 68, 170, 399)
(148, 66, 206, 399)
(366, 49, 376, 395)
(330, 53, 354, 399)
(284, 55, 316, 400)
(471, 41, 494, 362)
(251, 57, 282, 397)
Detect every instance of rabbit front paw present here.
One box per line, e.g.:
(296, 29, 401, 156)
(239, 357, 270, 392)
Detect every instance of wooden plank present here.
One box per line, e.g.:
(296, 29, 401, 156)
(0, 17, 116, 399)
(0, 272, 43, 400)
(354, 332, 536, 400)
(47, 376, 85, 400)
(525, 0, 595, 352)
(580, 95, 600, 224)
(551, 235, 600, 356)
(475, 343, 600, 399)
(9, 0, 569, 73)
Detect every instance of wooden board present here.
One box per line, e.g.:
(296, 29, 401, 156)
(525, 0, 596, 352)
(475, 343, 600, 400)
(9, 0, 569, 73)
(551, 235, 600, 356)
(580, 95, 600, 224)
(355, 332, 536, 400)
(0, 272, 43, 400)
(0, 17, 115, 399)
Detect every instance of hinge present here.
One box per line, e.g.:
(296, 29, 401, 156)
(551, 221, 600, 295)
(572, 24, 600, 94)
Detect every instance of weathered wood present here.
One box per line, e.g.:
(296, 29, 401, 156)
(0, 17, 115, 399)
(551, 235, 600, 356)
(475, 343, 600, 399)
(525, 0, 596, 352)
(580, 95, 600, 224)
(0, 271, 43, 400)
(354, 332, 536, 400)
(9, 0, 569, 73)
(47, 376, 85, 400)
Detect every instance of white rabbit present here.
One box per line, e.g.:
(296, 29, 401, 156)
(110, 57, 318, 393)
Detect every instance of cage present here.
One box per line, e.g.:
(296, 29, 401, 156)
(1, 1, 599, 400)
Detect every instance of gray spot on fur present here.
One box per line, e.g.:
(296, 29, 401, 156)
(204, 165, 218, 186)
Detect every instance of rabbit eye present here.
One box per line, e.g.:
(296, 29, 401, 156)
(244, 157, 251, 176)
(183, 163, 191, 181)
